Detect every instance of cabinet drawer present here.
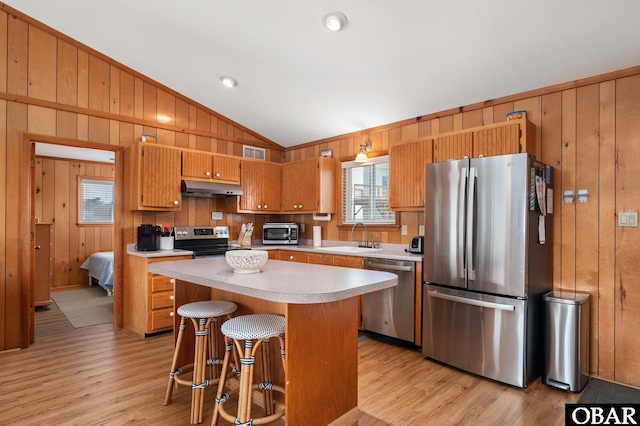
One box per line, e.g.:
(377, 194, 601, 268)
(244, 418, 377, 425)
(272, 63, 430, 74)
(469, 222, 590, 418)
(333, 255, 364, 269)
(279, 251, 308, 263)
(307, 253, 334, 266)
(151, 291, 174, 310)
(151, 275, 174, 292)
(151, 308, 174, 331)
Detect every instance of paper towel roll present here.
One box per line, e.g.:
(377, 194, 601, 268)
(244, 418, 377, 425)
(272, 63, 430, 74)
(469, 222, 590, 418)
(313, 226, 322, 247)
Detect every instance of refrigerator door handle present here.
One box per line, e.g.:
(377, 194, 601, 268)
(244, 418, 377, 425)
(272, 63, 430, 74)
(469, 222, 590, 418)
(459, 167, 468, 280)
(428, 289, 516, 311)
(467, 167, 477, 281)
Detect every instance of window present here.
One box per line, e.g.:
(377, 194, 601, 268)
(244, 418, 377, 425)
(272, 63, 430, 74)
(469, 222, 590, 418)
(78, 177, 114, 224)
(342, 156, 396, 224)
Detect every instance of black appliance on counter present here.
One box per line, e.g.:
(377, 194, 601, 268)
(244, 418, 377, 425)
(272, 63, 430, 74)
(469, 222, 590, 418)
(137, 224, 161, 251)
(173, 226, 232, 257)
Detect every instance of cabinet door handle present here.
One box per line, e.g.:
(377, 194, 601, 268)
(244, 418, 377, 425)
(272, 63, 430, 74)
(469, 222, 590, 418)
(169, 312, 174, 317)
(35, 245, 41, 250)
(174, 200, 179, 205)
(263, 204, 267, 209)
(170, 295, 174, 300)
(170, 278, 175, 284)
(257, 205, 262, 209)
(289, 255, 294, 260)
(215, 172, 220, 178)
(205, 171, 211, 177)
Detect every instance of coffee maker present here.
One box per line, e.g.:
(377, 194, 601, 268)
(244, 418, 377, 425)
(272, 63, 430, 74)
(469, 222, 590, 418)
(137, 224, 161, 251)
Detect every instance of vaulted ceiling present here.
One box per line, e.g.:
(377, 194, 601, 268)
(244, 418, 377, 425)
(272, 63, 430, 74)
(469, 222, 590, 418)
(5, 1, 640, 148)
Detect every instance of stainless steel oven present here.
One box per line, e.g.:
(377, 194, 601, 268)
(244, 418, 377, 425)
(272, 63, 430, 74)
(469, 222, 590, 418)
(262, 223, 299, 245)
(173, 226, 230, 258)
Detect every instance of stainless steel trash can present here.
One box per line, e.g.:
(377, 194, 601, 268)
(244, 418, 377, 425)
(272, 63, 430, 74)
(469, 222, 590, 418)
(543, 291, 590, 392)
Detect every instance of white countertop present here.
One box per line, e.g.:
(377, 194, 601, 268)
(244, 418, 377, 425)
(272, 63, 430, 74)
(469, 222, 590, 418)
(126, 244, 193, 258)
(254, 241, 423, 262)
(148, 257, 398, 304)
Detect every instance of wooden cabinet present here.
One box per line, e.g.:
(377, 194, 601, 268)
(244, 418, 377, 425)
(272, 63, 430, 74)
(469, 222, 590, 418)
(276, 250, 309, 263)
(124, 254, 192, 336)
(389, 119, 536, 210)
(182, 151, 240, 183)
(432, 118, 535, 162)
(277, 250, 364, 329)
(34, 223, 53, 307)
(125, 143, 182, 211)
(472, 118, 535, 158)
(389, 138, 433, 211)
(281, 157, 336, 214)
(230, 160, 281, 213)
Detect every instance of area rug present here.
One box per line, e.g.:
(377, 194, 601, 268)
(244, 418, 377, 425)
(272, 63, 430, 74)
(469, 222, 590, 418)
(50, 286, 113, 328)
(579, 378, 640, 403)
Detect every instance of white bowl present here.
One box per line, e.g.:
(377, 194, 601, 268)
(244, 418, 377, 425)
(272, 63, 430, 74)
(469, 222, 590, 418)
(225, 250, 268, 273)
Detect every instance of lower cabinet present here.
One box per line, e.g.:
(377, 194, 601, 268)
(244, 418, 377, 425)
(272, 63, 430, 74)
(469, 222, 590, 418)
(125, 254, 192, 337)
(272, 249, 365, 328)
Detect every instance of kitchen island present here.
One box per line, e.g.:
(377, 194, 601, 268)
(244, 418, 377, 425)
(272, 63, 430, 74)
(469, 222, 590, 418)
(148, 257, 398, 426)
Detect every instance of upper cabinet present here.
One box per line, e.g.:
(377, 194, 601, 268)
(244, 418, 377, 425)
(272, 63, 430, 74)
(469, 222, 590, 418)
(389, 137, 433, 211)
(182, 151, 240, 183)
(390, 118, 536, 211)
(281, 157, 336, 214)
(230, 160, 281, 213)
(433, 118, 535, 162)
(125, 143, 182, 211)
(472, 119, 535, 158)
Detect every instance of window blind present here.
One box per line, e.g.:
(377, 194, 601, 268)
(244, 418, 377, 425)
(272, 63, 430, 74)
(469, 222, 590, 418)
(80, 178, 114, 224)
(342, 156, 395, 224)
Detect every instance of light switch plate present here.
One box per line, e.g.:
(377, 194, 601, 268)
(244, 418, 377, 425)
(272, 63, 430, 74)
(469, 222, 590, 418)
(419, 225, 425, 236)
(401, 225, 408, 235)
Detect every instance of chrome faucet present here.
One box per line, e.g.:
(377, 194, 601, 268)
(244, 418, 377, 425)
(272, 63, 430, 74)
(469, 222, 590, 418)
(351, 222, 369, 247)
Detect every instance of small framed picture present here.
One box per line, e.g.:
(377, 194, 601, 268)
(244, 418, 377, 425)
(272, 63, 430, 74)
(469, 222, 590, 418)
(321, 149, 332, 158)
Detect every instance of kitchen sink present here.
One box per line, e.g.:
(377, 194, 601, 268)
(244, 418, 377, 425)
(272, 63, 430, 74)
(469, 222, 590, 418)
(316, 246, 382, 253)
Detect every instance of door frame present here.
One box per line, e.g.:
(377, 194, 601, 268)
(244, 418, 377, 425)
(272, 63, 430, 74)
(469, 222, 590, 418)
(20, 133, 124, 347)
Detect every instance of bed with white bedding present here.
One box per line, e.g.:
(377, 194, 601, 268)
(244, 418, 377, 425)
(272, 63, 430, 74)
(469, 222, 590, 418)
(80, 251, 114, 296)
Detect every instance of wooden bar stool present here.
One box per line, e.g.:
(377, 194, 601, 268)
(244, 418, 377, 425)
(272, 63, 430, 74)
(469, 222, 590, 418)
(212, 314, 286, 426)
(163, 300, 238, 425)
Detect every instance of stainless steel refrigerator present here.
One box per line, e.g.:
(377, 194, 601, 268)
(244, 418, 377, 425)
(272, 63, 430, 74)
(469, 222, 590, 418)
(422, 153, 553, 388)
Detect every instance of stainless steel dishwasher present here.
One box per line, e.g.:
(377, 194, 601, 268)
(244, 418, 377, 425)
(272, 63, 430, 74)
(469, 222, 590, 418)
(363, 258, 415, 344)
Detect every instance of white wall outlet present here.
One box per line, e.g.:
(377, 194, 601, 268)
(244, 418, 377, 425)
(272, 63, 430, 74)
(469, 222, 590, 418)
(211, 212, 223, 220)
(618, 212, 638, 227)
(401, 225, 408, 235)
(300, 223, 305, 233)
(419, 225, 425, 236)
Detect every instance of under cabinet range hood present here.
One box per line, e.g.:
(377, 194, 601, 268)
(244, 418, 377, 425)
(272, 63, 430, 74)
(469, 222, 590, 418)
(181, 180, 244, 197)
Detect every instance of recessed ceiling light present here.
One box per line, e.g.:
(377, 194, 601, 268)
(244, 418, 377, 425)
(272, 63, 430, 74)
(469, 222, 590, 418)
(221, 76, 237, 88)
(322, 11, 348, 31)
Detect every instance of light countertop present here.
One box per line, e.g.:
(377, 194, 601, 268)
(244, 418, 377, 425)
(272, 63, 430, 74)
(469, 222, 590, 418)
(254, 240, 423, 262)
(126, 244, 193, 258)
(148, 257, 398, 304)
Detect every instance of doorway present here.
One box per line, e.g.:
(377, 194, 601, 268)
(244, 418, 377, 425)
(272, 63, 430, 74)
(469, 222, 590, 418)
(21, 134, 124, 345)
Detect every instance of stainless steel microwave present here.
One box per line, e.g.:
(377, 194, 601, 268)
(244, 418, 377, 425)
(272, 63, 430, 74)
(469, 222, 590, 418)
(262, 223, 299, 245)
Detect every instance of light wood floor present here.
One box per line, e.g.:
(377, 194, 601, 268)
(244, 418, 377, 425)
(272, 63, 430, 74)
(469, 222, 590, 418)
(0, 303, 579, 425)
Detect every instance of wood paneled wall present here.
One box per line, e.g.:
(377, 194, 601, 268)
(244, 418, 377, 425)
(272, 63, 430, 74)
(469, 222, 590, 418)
(286, 74, 640, 388)
(34, 157, 114, 290)
(2, 1, 640, 390)
(0, 5, 281, 352)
